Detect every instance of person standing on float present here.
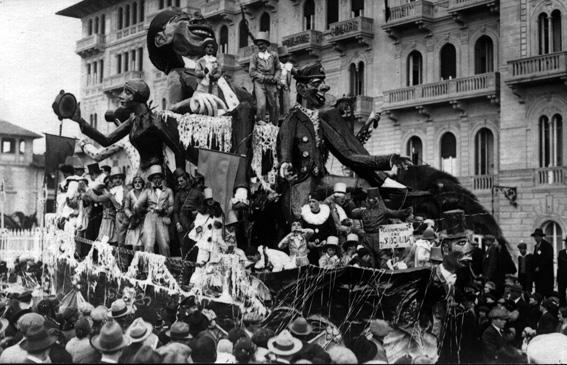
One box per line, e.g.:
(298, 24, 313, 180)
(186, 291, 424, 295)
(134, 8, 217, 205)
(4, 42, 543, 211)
(134, 165, 174, 256)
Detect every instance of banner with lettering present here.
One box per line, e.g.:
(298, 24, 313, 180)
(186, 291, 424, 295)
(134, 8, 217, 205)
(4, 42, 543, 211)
(379, 223, 414, 249)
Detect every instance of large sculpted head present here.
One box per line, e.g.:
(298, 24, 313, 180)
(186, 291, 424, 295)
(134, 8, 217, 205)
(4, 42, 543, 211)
(294, 63, 330, 109)
(147, 9, 216, 74)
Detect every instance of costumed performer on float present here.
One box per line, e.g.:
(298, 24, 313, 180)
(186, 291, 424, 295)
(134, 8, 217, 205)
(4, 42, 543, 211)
(277, 63, 412, 224)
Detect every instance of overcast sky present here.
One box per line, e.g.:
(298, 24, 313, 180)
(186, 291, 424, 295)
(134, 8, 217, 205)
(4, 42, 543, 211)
(0, 0, 83, 153)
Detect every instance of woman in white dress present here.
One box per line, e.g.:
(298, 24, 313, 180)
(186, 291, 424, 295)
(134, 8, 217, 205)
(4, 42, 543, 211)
(124, 176, 145, 250)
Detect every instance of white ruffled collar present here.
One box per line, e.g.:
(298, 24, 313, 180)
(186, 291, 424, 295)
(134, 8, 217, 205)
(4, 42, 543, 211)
(301, 204, 330, 225)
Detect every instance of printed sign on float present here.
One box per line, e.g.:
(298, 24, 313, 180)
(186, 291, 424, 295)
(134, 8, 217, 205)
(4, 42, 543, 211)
(378, 223, 414, 249)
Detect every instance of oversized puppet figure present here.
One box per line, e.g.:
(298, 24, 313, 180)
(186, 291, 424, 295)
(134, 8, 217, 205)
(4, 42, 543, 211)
(277, 63, 411, 223)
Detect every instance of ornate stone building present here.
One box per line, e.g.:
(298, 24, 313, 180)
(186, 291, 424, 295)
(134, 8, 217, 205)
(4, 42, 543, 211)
(59, 0, 567, 261)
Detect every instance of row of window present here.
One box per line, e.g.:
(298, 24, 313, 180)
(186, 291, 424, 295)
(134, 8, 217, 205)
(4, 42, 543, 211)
(117, 0, 145, 30)
(86, 60, 104, 86)
(116, 48, 144, 75)
(87, 14, 106, 36)
(406, 115, 563, 176)
(303, 0, 363, 31)
(158, 0, 180, 9)
(1, 139, 25, 155)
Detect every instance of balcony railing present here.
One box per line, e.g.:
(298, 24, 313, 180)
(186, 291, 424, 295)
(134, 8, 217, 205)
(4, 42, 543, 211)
(75, 34, 106, 57)
(473, 175, 494, 190)
(448, 0, 498, 12)
(102, 71, 145, 93)
(383, 0, 434, 29)
(383, 72, 499, 110)
(506, 52, 567, 86)
(353, 96, 374, 119)
(327, 17, 374, 46)
(202, 0, 238, 19)
(282, 30, 323, 54)
(535, 166, 566, 185)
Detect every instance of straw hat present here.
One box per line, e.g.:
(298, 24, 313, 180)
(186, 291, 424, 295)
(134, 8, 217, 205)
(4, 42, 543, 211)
(107, 299, 133, 319)
(288, 317, 313, 337)
(109, 166, 125, 179)
(333, 182, 347, 194)
(267, 330, 303, 356)
(325, 236, 339, 247)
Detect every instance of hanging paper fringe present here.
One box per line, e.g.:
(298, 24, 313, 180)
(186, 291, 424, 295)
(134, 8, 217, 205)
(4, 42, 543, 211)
(251, 123, 279, 191)
(164, 111, 233, 152)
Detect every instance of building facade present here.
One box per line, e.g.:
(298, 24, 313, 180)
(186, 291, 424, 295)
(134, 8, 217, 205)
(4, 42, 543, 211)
(0, 120, 44, 216)
(59, 0, 567, 260)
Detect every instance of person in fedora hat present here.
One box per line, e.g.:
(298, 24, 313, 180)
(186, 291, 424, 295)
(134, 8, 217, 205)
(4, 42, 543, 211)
(318, 235, 341, 269)
(250, 31, 281, 125)
(91, 321, 131, 363)
(120, 318, 159, 363)
(107, 299, 133, 331)
(19, 323, 59, 363)
(135, 164, 174, 256)
(278, 45, 295, 115)
(530, 228, 554, 296)
(480, 307, 510, 363)
(288, 317, 313, 343)
(267, 329, 303, 360)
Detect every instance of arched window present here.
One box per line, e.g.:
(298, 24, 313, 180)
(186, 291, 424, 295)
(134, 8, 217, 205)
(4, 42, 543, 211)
(474, 128, 494, 175)
(351, 0, 364, 17)
(260, 12, 270, 32)
(542, 220, 563, 267)
(539, 114, 563, 168)
(440, 43, 457, 80)
(407, 50, 423, 86)
(348, 62, 365, 96)
(88, 19, 93, 35)
(440, 132, 458, 175)
(552, 10, 562, 52)
(238, 21, 248, 48)
(538, 13, 550, 54)
(474, 36, 494, 74)
(219, 25, 229, 54)
(406, 136, 423, 165)
(304, 0, 315, 30)
(327, 0, 339, 29)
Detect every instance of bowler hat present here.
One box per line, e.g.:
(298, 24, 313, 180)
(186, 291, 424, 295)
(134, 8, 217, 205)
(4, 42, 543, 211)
(124, 79, 150, 104)
(531, 228, 545, 237)
(346, 233, 359, 243)
(52, 90, 77, 120)
(517, 241, 527, 249)
(87, 163, 102, 176)
(91, 321, 131, 353)
(147, 165, 163, 180)
(279, 46, 289, 58)
(288, 317, 313, 337)
(267, 329, 303, 357)
(255, 32, 270, 45)
(422, 228, 437, 241)
(173, 168, 186, 178)
(20, 324, 57, 352)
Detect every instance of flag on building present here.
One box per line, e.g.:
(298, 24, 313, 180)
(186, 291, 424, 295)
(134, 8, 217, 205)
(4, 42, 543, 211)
(197, 148, 244, 215)
(44, 134, 76, 174)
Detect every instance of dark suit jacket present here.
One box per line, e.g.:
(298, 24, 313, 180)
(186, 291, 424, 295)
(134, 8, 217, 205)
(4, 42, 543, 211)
(517, 253, 533, 289)
(482, 245, 500, 283)
(537, 311, 559, 335)
(481, 324, 506, 363)
(557, 249, 567, 284)
(533, 239, 554, 295)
